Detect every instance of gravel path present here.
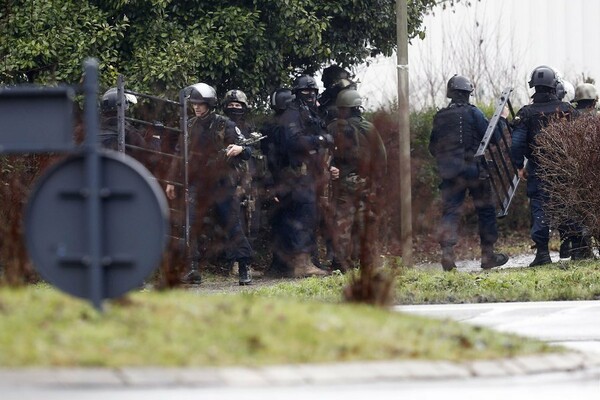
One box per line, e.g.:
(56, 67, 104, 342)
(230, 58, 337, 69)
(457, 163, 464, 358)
(415, 251, 564, 273)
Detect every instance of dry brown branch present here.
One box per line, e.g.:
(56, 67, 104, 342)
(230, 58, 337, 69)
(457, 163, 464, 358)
(535, 113, 600, 240)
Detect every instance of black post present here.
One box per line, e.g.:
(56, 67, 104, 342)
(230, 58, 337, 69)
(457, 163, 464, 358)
(117, 74, 126, 153)
(83, 58, 104, 311)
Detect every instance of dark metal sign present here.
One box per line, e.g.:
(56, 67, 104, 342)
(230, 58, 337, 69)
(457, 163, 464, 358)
(25, 152, 169, 304)
(0, 86, 75, 153)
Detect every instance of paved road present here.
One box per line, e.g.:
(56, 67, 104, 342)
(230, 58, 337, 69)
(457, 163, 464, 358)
(396, 300, 600, 354)
(4, 368, 600, 400)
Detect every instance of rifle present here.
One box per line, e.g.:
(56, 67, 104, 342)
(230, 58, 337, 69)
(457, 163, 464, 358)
(238, 132, 267, 147)
(232, 132, 266, 239)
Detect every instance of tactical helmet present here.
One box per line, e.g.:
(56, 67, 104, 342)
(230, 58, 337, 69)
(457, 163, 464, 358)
(270, 88, 293, 112)
(528, 65, 559, 89)
(321, 65, 352, 89)
(222, 89, 249, 109)
(332, 78, 357, 91)
(556, 80, 575, 102)
(574, 83, 598, 101)
(556, 82, 566, 100)
(292, 75, 319, 94)
(446, 75, 474, 98)
(336, 89, 363, 108)
(186, 83, 217, 107)
(101, 88, 137, 112)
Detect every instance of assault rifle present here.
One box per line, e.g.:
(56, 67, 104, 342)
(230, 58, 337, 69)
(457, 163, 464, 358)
(219, 132, 266, 156)
(232, 132, 266, 239)
(474, 88, 527, 218)
(238, 132, 266, 147)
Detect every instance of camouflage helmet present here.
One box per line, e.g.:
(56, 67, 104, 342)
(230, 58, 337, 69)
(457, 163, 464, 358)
(574, 83, 598, 101)
(528, 65, 559, 89)
(269, 88, 293, 112)
(222, 89, 249, 109)
(185, 83, 217, 107)
(101, 88, 137, 112)
(336, 89, 362, 108)
(446, 75, 474, 98)
(292, 75, 319, 94)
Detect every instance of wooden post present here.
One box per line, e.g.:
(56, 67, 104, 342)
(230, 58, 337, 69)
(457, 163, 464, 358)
(396, 0, 413, 266)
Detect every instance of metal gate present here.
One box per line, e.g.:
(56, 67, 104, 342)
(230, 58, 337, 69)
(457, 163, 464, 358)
(113, 75, 194, 279)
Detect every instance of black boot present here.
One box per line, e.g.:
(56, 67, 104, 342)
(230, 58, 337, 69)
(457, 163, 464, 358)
(238, 262, 252, 286)
(559, 239, 571, 259)
(481, 246, 509, 270)
(181, 260, 202, 284)
(571, 236, 594, 261)
(441, 247, 456, 271)
(529, 249, 552, 267)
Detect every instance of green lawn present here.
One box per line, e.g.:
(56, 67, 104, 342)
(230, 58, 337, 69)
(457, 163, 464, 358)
(251, 261, 600, 304)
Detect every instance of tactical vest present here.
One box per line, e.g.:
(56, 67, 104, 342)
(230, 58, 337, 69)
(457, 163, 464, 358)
(518, 100, 574, 159)
(431, 103, 479, 179)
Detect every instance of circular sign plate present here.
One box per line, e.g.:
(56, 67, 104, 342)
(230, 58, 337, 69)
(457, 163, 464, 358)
(25, 151, 169, 300)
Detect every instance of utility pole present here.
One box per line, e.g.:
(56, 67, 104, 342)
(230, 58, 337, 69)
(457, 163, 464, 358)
(396, 0, 413, 266)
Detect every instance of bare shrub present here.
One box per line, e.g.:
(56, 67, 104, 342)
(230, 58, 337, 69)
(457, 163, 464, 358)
(535, 113, 600, 241)
(0, 155, 55, 285)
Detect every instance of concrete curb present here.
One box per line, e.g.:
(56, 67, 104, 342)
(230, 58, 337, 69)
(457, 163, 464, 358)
(1, 351, 599, 388)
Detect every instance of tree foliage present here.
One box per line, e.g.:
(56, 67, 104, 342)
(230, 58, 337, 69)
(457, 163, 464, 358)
(1, 0, 463, 102)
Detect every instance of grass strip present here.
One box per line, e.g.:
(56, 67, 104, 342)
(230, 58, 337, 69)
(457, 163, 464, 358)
(0, 285, 555, 367)
(250, 262, 600, 304)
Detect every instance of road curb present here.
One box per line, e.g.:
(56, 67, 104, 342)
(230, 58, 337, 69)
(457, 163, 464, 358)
(1, 351, 599, 388)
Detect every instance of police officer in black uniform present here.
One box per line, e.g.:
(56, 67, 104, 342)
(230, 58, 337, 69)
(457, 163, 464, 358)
(260, 88, 295, 277)
(165, 83, 254, 285)
(276, 75, 330, 277)
(429, 75, 509, 271)
(511, 66, 577, 267)
(99, 88, 149, 163)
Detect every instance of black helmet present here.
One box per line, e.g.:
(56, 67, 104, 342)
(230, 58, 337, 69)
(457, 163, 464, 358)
(446, 75, 474, 98)
(222, 89, 249, 109)
(185, 83, 217, 107)
(292, 75, 319, 94)
(101, 88, 137, 112)
(269, 88, 293, 112)
(321, 65, 352, 89)
(528, 65, 558, 89)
